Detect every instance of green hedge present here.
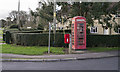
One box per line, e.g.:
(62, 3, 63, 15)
(11, 33, 68, 47)
(10, 33, 120, 47)
(3, 29, 71, 45)
(87, 34, 120, 47)
(4, 30, 120, 47)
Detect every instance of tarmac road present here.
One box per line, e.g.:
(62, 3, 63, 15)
(2, 57, 118, 70)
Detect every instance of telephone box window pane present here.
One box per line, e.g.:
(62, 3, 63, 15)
(78, 39, 84, 45)
(72, 24, 74, 28)
(77, 23, 85, 45)
(72, 42, 74, 45)
(80, 23, 84, 26)
(80, 28, 83, 32)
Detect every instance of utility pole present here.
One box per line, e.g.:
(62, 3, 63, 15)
(80, 1, 82, 16)
(62, 16, 65, 34)
(48, 22, 51, 54)
(53, 0, 56, 46)
(17, 0, 20, 30)
(53, 0, 56, 34)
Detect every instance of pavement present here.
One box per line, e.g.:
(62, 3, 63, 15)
(2, 50, 119, 62)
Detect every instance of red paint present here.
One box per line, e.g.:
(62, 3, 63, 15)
(71, 16, 86, 49)
(64, 34, 70, 44)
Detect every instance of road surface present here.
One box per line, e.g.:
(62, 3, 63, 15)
(2, 57, 118, 70)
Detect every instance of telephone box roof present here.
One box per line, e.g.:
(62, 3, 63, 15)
(72, 16, 86, 19)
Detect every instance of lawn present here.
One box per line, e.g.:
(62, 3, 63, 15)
(0, 30, 3, 34)
(1, 44, 65, 55)
(1, 44, 120, 55)
(87, 47, 120, 52)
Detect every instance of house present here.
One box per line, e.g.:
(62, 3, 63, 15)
(89, 14, 120, 35)
(56, 18, 72, 30)
(56, 14, 120, 35)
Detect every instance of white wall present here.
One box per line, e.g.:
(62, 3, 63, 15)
(103, 28, 109, 35)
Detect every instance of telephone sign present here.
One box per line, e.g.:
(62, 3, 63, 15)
(76, 19, 85, 22)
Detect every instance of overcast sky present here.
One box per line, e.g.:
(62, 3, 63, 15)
(0, 0, 39, 20)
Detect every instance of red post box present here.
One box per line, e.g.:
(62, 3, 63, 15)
(64, 34, 70, 44)
(71, 16, 86, 50)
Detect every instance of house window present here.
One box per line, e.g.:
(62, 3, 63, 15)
(115, 14, 120, 18)
(118, 28, 120, 33)
(90, 27, 97, 33)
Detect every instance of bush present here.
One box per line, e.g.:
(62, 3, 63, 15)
(11, 33, 120, 47)
(87, 34, 120, 47)
(5, 31, 11, 44)
(114, 25, 120, 33)
(9, 24, 18, 29)
(12, 33, 68, 47)
(86, 28, 90, 34)
(37, 24, 44, 30)
(4, 29, 120, 47)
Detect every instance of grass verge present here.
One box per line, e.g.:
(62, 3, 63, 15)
(1, 44, 65, 55)
(0, 30, 3, 34)
(87, 47, 120, 52)
(1, 44, 120, 55)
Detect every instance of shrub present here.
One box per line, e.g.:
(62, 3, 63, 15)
(4, 29, 120, 47)
(11, 33, 120, 47)
(9, 24, 18, 29)
(37, 24, 44, 30)
(86, 34, 120, 47)
(5, 31, 11, 44)
(12, 33, 68, 47)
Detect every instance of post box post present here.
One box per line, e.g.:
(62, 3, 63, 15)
(69, 34, 72, 54)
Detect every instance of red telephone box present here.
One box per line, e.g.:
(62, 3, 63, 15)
(71, 16, 86, 49)
(64, 34, 70, 44)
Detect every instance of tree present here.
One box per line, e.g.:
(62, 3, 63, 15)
(56, 2, 70, 25)
(91, 2, 120, 34)
(57, 2, 120, 34)
(19, 11, 28, 27)
(56, 2, 95, 27)
(70, 2, 94, 26)
(9, 10, 28, 28)
(9, 10, 18, 23)
(32, 1, 54, 30)
(32, 1, 120, 33)
(1, 19, 6, 28)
